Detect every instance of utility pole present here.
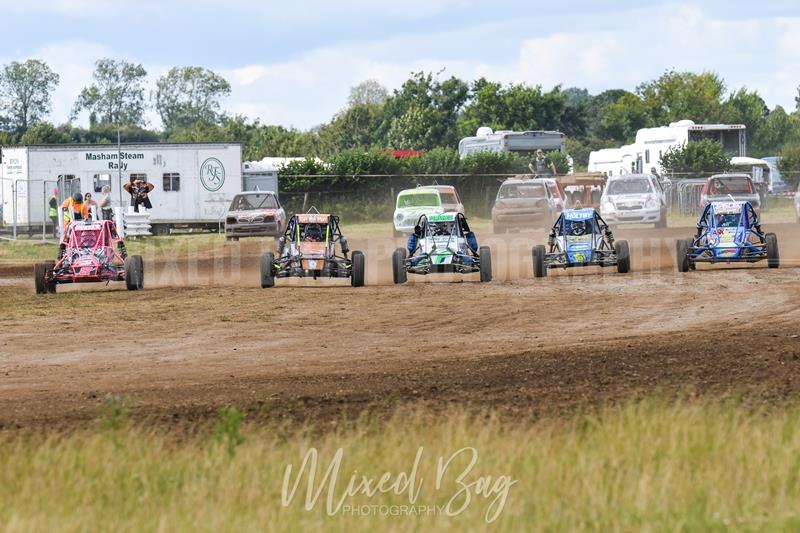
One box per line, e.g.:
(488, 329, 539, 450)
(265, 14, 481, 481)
(117, 123, 123, 208)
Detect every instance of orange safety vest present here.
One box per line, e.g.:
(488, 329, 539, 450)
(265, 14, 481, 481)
(62, 199, 89, 221)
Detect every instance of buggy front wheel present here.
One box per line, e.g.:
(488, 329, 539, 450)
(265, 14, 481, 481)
(766, 233, 779, 268)
(260, 252, 275, 288)
(351, 251, 365, 287)
(392, 248, 407, 284)
(615, 240, 630, 274)
(479, 246, 492, 282)
(532, 245, 547, 278)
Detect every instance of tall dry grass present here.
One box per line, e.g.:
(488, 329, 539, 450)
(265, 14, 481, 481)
(1, 400, 799, 532)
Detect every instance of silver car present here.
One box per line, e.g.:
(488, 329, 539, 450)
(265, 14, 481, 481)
(600, 174, 666, 227)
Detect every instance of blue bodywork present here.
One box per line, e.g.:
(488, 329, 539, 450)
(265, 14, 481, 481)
(560, 209, 598, 264)
(539, 207, 624, 270)
(688, 202, 767, 262)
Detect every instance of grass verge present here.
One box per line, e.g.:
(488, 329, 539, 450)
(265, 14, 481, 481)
(1, 399, 799, 531)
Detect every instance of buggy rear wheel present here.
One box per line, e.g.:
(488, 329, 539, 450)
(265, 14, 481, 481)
(676, 239, 690, 273)
(392, 248, 407, 284)
(532, 245, 547, 278)
(125, 255, 144, 290)
(351, 251, 365, 287)
(766, 232, 779, 268)
(260, 252, 275, 288)
(615, 240, 630, 274)
(479, 246, 492, 282)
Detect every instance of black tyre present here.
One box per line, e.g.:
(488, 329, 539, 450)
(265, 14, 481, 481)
(676, 239, 690, 273)
(532, 245, 547, 278)
(134, 256, 144, 289)
(34, 262, 54, 295)
(392, 248, 407, 284)
(615, 240, 630, 274)
(479, 246, 492, 282)
(766, 232, 779, 268)
(125, 255, 143, 290)
(260, 252, 275, 288)
(351, 251, 365, 287)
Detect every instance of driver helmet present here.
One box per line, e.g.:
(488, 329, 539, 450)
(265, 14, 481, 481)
(571, 220, 587, 235)
(304, 223, 323, 241)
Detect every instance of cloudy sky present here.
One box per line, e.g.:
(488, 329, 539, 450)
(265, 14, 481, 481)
(1, 0, 799, 130)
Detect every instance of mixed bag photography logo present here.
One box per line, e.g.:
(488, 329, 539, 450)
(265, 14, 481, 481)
(281, 446, 517, 523)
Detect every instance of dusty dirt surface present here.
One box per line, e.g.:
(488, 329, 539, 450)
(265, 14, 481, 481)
(1, 224, 800, 430)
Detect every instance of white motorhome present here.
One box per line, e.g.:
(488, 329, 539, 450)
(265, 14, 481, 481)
(458, 127, 566, 158)
(1, 142, 242, 233)
(589, 120, 746, 176)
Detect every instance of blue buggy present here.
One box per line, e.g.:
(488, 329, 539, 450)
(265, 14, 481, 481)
(532, 208, 630, 277)
(676, 201, 779, 272)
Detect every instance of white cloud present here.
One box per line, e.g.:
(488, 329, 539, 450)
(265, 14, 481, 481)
(2, 3, 799, 132)
(218, 4, 800, 129)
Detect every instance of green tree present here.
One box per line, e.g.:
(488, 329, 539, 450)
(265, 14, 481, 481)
(317, 102, 384, 155)
(720, 88, 768, 155)
(19, 122, 71, 144)
(598, 92, 653, 143)
(380, 71, 468, 149)
(660, 139, 731, 178)
(636, 70, 726, 125)
(0, 59, 59, 132)
(72, 59, 148, 126)
(348, 79, 388, 107)
(753, 106, 800, 155)
(155, 66, 231, 130)
(458, 79, 580, 137)
(778, 144, 800, 188)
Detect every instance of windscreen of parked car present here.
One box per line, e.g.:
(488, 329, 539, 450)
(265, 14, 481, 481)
(397, 193, 441, 208)
(231, 194, 278, 210)
(606, 179, 652, 195)
(710, 177, 753, 195)
(497, 183, 546, 200)
(438, 192, 459, 205)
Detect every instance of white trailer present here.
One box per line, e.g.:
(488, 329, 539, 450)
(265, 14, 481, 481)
(1, 142, 242, 233)
(458, 127, 566, 158)
(589, 120, 747, 176)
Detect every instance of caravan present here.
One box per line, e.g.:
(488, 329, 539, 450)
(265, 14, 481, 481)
(458, 127, 566, 158)
(589, 120, 746, 177)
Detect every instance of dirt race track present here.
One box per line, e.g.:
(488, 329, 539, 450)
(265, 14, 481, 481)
(1, 224, 800, 430)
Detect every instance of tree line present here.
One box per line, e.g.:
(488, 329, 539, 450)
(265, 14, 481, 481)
(2, 59, 800, 182)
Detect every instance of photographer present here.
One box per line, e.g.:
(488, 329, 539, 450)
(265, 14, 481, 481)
(123, 176, 154, 213)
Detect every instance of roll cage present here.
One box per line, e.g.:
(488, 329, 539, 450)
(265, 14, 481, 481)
(545, 210, 619, 267)
(687, 202, 768, 262)
(405, 213, 482, 274)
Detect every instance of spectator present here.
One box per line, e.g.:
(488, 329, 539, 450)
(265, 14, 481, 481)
(48, 188, 59, 238)
(99, 185, 113, 220)
(123, 177, 154, 212)
(84, 192, 98, 220)
(529, 149, 557, 177)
